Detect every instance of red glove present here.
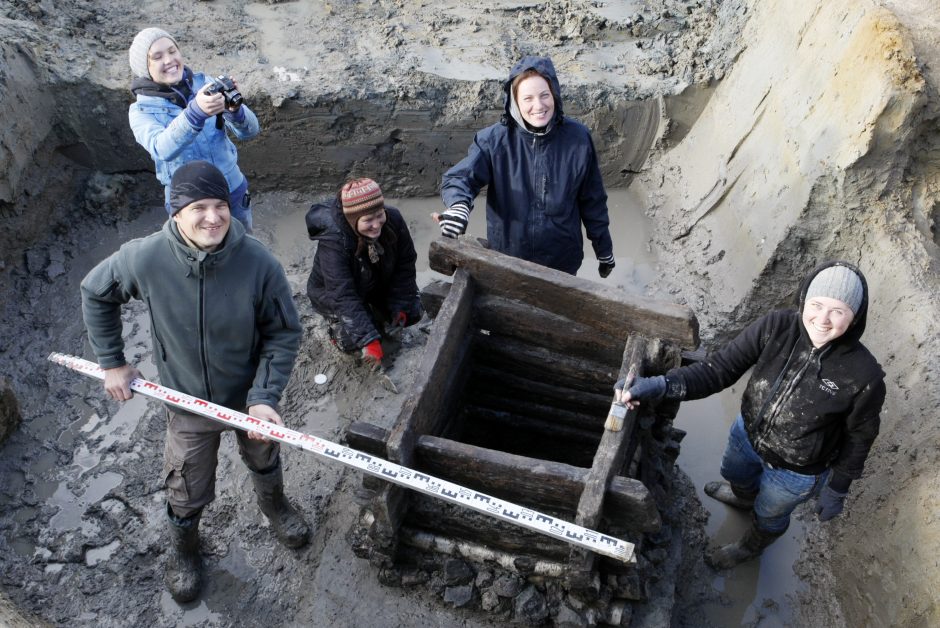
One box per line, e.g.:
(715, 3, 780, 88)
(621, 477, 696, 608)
(392, 311, 408, 328)
(361, 340, 383, 370)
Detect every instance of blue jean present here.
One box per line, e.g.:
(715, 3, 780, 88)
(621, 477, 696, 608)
(719, 415, 828, 534)
(227, 178, 253, 233)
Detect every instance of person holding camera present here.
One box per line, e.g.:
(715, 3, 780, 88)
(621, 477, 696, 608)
(436, 55, 615, 277)
(615, 261, 885, 569)
(305, 178, 422, 371)
(128, 27, 259, 231)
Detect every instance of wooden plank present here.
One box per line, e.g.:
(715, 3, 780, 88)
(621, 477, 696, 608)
(386, 268, 475, 468)
(421, 280, 623, 364)
(472, 332, 619, 391)
(569, 334, 649, 582)
(462, 405, 602, 447)
(460, 409, 600, 467)
(344, 421, 389, 457)
(429, 238, 699, 348)
(415, 435, 660, 533)
(341, 427, 660, 534)
(468, 391, 605, 431)
(468, 365, 611, 414)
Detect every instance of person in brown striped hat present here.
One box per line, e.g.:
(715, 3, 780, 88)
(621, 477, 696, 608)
(304, 177, 423, 370)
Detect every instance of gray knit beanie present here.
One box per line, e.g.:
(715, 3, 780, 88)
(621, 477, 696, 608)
(805, 266, 864, 314)
(129, 28, 176, 78)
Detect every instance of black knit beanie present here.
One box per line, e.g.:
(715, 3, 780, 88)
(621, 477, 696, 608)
(169, 161, 229, 215)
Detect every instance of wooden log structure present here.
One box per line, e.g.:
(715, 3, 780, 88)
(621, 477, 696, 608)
(471, 332, 619, 392)
(345, 422, 661, 535)
(368, 268, 475, 565)
(422, 280, 624, 365)
(428, 238, 699, 349)
(569, 334, 648, 588)
(467, 365, 611, 415)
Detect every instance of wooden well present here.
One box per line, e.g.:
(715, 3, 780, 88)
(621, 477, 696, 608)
(346, 238, 700, 604)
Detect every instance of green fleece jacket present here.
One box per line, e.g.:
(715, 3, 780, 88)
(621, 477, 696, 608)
(80, 219, 301, 410)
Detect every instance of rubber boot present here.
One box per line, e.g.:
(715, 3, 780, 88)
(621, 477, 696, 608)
(704, 480, 757, 510)
(164, 504, 202, 603)
(249, 461, 310, 548)
(706, 515, 785, 570)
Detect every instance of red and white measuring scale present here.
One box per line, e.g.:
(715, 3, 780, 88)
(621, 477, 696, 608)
(49, 352, 635, 563)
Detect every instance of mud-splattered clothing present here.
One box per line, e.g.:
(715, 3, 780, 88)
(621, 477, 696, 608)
(440, 56, 613, 275)
(305, 199, 421, 350)
(81, 219, 300, 516)
(663, 262, 884, 489)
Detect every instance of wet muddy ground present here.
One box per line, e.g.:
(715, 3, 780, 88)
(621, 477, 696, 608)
(0, 186, 807, 626)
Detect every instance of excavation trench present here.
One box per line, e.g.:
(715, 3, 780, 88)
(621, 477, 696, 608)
(3, 0, 940, 626)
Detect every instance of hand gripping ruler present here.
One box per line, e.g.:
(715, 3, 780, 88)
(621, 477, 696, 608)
(49, 353, 635, 563)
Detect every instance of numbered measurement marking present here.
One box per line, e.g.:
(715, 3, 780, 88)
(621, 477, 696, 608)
(49, 353, 635, 563)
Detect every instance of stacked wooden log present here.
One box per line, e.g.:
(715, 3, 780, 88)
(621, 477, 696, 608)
(347, 238, 700, 621)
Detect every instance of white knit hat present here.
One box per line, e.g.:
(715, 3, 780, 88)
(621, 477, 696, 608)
(806, 266, 864, 314)
(129, 28, 176, 78)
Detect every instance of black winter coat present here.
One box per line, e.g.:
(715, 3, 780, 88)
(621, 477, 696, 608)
(440, 56, 613, 275)
(305, 200, 421, 349)
(665, 261, 884, 488)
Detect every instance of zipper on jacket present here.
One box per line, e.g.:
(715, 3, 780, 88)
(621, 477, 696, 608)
(197, 265, 213, 400)
(753, 347, 820, 452)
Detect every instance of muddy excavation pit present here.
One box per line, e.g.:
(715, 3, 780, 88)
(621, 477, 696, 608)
(2, 1, 940, 627)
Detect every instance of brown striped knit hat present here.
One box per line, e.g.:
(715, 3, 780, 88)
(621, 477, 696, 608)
(340, 178, 385, 229)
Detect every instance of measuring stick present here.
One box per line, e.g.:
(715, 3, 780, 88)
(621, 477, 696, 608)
(49, 353, 635, 563)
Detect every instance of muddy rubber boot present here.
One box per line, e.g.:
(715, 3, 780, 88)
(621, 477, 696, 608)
(250, 462, 310, 549)
(164, 504, 202, 603)
(706, 517, 784, 570)
(704, 480, 757, 510)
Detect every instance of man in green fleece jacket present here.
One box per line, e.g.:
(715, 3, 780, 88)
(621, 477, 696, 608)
(81, 161, 309, 603)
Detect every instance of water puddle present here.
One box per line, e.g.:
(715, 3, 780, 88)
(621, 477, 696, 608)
(675, 388, 808, 626)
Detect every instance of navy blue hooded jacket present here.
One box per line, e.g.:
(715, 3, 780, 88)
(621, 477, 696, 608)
(441, 56, 613, 275)
(305, 199, 421, 349)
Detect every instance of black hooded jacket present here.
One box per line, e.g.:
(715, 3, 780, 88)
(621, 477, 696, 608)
(305, 199, 421, 349)
(664, 261, 885, 489)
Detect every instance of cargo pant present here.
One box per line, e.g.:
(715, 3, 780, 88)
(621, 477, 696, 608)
(163, 407, 279, 519)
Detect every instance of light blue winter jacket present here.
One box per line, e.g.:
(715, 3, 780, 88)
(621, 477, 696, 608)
(128, 70, 259, 204)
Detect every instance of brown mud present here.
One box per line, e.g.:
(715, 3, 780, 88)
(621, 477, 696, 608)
(1, 0, 939, 626)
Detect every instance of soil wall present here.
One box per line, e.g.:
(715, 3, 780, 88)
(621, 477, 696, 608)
(642, 1, 940, 625)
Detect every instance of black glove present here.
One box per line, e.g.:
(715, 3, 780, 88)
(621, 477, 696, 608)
(814, 485, 847, 521)
(438, 203, 470, 238)
(598, 253, 615, 278)
(614, 375, 667, 401)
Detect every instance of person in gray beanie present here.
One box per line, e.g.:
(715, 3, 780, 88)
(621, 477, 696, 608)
(80, 161, 310, 604)
(128, 27, 260, 231)
(615, 260, 884, 569)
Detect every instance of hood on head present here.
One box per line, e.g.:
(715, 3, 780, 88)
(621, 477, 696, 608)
(797, 260, 870, 345)
(503, 56, 564, 127)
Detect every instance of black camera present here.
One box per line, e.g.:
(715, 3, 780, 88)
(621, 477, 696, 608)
(205, 75, 243, 108)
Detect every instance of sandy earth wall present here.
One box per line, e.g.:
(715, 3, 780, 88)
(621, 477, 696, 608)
(642, 0, 940, 625)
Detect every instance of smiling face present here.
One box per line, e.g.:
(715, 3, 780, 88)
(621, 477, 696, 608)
(356, 208, 387, 239)
(802, 296, 855, 348)
(515, 74, 555, 129)
(173, 198, 230, 252)
(147, 37, 184, 85)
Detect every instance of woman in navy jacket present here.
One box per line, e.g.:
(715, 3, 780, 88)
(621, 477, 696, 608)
(618, 261, 885, 568)
(306, 178, 422, 369)
(437, 56, 615, 277)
